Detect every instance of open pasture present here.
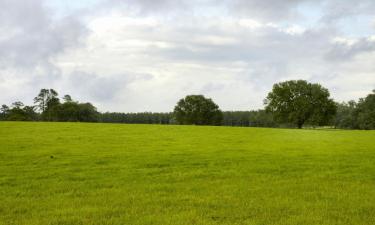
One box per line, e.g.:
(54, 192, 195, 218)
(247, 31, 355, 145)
(0, 122, 374, 224)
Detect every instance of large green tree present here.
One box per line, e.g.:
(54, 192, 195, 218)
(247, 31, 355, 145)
(265, 80, 337, 128)
(174, 95, 223, 125)
(54, 101, 99, 122)
(34, 89, 58, 113)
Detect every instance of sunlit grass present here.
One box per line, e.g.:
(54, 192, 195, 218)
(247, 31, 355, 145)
(0, 122, 374, 225)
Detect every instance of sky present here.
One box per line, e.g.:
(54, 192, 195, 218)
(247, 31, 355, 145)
(0, 0, 374, 112)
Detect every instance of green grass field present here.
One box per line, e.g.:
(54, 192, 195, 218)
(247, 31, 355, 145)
(1, 122, 375, 225)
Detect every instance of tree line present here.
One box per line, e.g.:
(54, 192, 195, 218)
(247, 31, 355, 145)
(99, 110, 278, 127)
(1, 80, 374, 129)
(334, 93, 375, 130)
(1, 89, 99, 122)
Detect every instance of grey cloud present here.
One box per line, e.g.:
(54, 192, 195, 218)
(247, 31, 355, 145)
(226, 0, 314, 21)
(0, 0, 88, 69)
(325, 38, 375, 61)
(101, 0, 191, 15)
(141, 24, 334, 66)
(103, 0, 315, 21)
(228, 0, 375, 26)
(0, 0, 89, 106)
(321, 0, 375, 22)
(101, 0, 375, 24)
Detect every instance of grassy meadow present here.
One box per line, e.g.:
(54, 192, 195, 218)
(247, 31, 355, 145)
(0, 122, 375, 225)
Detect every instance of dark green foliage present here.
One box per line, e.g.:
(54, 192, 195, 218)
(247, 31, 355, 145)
(334, 101, 358, 129)
(101, 110, 277, 127)
(54, 102, 80, 122)
(0, 105, 10, 121)
(1, 86, 375, 129)
(222, 111, 251, 126)
(28, 89, 99, 122)
(249, 110, 279, 127)
(23, 106, 39, 121)
(2, 95, 98, 123)
(34, 89, 58, 113)
(222, 110, 277, 127)
(174, 95, 223, 125)
(265, 80, 337, 128)
(356, 90, 375, 130)
(4, 102, 38, 121)
(334, 91, 375, 130)
(7, 102, 28, 121)
(76, 103, 99, 122)
(42, 96, 61, 121)
(32, 88, 61, 121)
(52, 102, 99, 122)
(63, 95, 73, 103)
(100, 112, 173, 124)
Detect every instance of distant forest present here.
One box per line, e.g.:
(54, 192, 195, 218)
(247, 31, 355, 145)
(1, 81, 375, 130)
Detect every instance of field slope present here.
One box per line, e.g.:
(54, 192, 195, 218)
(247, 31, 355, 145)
(0, 122, 375, 225)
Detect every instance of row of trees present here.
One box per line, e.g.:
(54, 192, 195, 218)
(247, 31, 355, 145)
(100, 112, 173, 124)
(98, 110, 278, 127)
(0, 102, 38, 121)
(223, 110, 278, 127)
(1, 81, 374, 129)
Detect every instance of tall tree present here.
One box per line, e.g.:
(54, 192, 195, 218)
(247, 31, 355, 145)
(173, 95, 223, 125)
(34, 89, 59, 113)
(33, 89, 60, 121)
(33, 89, 48, 113)
(44, 95, 60, 121)
(265, 80, 336, 128)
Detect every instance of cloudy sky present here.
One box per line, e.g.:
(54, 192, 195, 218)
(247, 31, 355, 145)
(1, 0, 374, 112)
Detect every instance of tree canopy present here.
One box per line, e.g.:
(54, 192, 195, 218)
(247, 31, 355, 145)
(173, 95, 223, 125)
(265, 80, 337, 128)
